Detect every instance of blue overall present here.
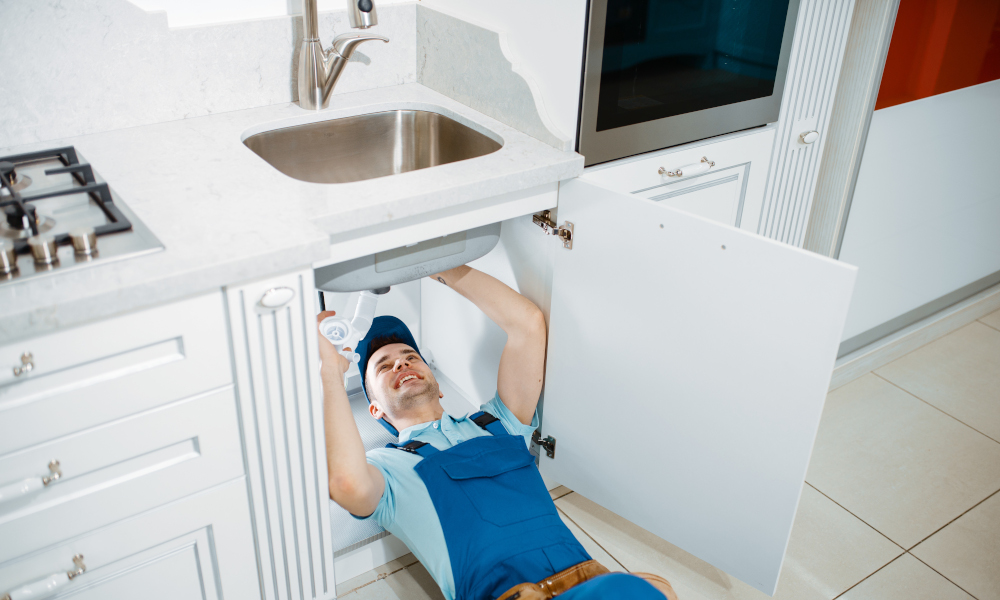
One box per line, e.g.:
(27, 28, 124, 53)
(388, 411, 666, 600)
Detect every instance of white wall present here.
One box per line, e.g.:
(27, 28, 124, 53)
(0, 0, 415, 147)
(127, 0, 410, 27)
(127, 0, 588, 143)
(419, 0, 588, 142)
(838, 80, 1000, 343)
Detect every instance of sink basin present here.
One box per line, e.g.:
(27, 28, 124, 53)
(244, 109, 503, 184)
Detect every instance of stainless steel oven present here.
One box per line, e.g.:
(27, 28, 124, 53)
(577, 0, 800, 166)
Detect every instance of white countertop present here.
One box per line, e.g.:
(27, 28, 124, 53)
(0, 83, 583, 342)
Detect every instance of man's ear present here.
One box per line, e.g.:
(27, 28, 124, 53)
(369, 402, 385, 419)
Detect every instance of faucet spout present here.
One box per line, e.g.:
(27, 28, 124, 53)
(297, 1, 390, 110)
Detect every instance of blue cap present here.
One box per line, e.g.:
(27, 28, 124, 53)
(356, 315, 423, 437)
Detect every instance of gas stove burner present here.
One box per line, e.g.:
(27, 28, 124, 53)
(0, 161, 32, 194)
(0, 145, 163, 284)
(1, 204, 56, 239)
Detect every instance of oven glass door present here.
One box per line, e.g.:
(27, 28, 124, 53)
(579, 0, 798, 166)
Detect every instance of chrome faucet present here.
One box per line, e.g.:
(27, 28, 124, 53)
(297, 0, 389, 110)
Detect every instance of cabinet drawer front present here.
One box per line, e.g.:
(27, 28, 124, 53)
(0, 387, 244, 562)
(0, 292, 232, 454)
(0, 478, 259, 600)
(581, 128, 776, 229)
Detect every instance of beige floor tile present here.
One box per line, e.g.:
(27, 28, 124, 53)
(838, 554, 974, 600)
(555, 485, 901, 600)
(335, 553, 420, 596)
(549, 485, 572, 500)
(341, 562, 445, 599)
(557, 500, 627, 572)
(911, 490, 1000, 600)
(980, 308, 1000, 332)
(876, 322, 1000, 441)
(805, 374, 1000, 548)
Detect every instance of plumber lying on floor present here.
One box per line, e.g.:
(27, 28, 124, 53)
(318, 265, 679, 600)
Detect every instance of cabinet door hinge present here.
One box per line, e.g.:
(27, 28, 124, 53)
(532, 211, 574, 250)
(532, 430, 557, 459)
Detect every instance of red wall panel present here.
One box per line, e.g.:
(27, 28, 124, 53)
(875, 0, 1000, 110)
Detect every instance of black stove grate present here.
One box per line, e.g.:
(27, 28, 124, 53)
(0, 146, 132, 256)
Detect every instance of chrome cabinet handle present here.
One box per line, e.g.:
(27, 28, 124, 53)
(0, 461, 62, 505)
(12, 352, 33, 377)
(658, 156, 715, 178)
(1, 555, 86, 600)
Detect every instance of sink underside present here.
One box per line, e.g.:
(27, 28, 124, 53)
(244, 109, 503, 184)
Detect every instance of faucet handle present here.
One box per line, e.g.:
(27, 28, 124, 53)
(348, 0, 378, 28)
(332, 33, 390, 60)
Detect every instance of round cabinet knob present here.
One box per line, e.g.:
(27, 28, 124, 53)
(799, 130, 819, 144)
(0, 240, 17, 275)
(260, 286, 295, 309)
(69, 227, 98, 256)
(27, 235, 58, 265)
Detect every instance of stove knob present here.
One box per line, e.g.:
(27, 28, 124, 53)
(70, 227, 98, 255)
(28, 235, 58, 265)
(0, 240, 17, 274)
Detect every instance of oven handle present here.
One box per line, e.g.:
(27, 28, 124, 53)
(658, 156, 715, 178)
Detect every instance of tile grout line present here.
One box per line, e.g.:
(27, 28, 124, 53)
(831, 554, 904, 599)
(907, 551, 981, 600)
(555, 496, 632, 574)
(550, 488, 572, 501)
(871, 372, 1000, 445)
(905, 486, 1000, 552)
(804, 482, 906, 551)
(338, 563, 412, 596)
(977, 317, 1000, 334)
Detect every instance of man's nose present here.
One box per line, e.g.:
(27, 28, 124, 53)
(392, 357, 407, 371)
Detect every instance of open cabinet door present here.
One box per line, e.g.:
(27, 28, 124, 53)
(538, 179, 856, 595)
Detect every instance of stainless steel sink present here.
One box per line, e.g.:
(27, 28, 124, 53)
(244, 110, 503, 184)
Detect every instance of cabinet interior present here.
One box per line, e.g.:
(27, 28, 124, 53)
(318, 213, 551, 559)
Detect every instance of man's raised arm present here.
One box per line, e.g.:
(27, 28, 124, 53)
(430, 266, 547, 425)
(317, 311, 385, 517)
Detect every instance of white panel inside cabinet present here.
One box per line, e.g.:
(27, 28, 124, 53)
(420, 214, 555, 409)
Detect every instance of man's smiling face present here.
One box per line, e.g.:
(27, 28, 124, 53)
(365, 342, 439, 421)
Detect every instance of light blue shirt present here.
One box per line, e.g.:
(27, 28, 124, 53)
(361, 392, 539, 600)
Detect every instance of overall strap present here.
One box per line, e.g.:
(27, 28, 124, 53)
(470, 411, 510, 437)
(386, 440, 439, 457)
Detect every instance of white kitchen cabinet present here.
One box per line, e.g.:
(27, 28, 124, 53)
(225, 271, 337, 600)
(534, 179, 854, 593)
(0, 292, 232, 455)
(393, 178, 855, 595)
(0, 292, 259, 600)
(581, 127, 776, 232)
(0, 477, 259, 600)
(0, 387, 244, 562)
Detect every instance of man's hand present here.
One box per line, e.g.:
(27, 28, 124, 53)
(316, 310, 353, 381)
(317, 310, 385, 517)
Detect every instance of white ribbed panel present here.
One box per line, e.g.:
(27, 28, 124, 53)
(227, 270, 337, 600)
(758, 0, 856, 246)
